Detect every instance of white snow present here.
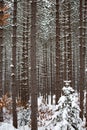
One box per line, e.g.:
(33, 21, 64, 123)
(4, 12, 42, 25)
(10, 64, 14, 68)
(0, 88, 86, 130)
(0, 123, 18, 130)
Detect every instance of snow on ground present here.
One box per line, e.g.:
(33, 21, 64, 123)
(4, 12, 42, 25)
(0, 123, 86, 130)
(0, 123, 48, 130)
(0, 123, 18, 130)
(0, 94, 86, 130)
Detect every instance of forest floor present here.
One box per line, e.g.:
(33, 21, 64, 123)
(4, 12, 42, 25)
(0, 95, 86, 130)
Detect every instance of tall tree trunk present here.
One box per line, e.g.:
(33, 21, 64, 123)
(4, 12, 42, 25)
(17, 47, 21, 98)
(26, 0, 30, 99)
(37, 59, 40, 96)
(50, 43, 53, 104)
(43, 43, 48, 103)
(56, 0, 61, 104)
(63, 0, 72, 86)
(4, 46, 8, 94)
(0, 0, 4, 122)
(0, 20, 3, 122)
(63, 13, 67, 84)
(67, 0, 72, 86)
(30, 0, 37, 130)
(42, 43, 47, 100)
(20, 1, 29, 107)
(79, 0, 85, 120)
(83, 0, 87, 126)
(11, 0, 17, 128)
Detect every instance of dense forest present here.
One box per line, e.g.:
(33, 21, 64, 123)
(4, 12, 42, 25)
(0, 0, 87, 130)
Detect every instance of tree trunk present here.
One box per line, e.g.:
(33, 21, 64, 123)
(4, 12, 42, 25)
(11, 0, 17, 128)
(63, 13, 67, 85)
(30, 0, 37, 130)
(50, 43, 53, 104)
(4, 46, 8, 95)
(83, 0, 87, 125)
(56, 0, 61, 104)
(62, 0, 72, 86)
(0, 0, 4, 122)
(0, 19, 3, 123)
(67, 0, 72, 86)
(79, 0, 85, 120)
(20, 1, 29, 107)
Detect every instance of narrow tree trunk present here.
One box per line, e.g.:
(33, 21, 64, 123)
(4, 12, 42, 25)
(26, 0, 30, 99)
(63, 13, 67, 84)
(30, 0, 37, 130)
(0, 20, 3, 123)
(43, 43, 47, 100)
(45, 43, 48, 103)
(79, 0, 85, 120)
(17, 47, 21, 98)
(50, 43, 53, 104)
(11, 0, 17, 128)
(67, 0, 72, 86)
(0, 0, 4, 122)
(46, 46, 49, 104)
(37, 60, 40, 96)
(56, 0, 61, 104)
(83, 0, 87, 126)
(4, 46, 8, 94)
(20, 1, 29, 107)
(63, 0, 72, 86)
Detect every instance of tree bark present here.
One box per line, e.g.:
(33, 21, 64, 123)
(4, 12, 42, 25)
(56, 0, 61, 104)
(30, 0, 37, 130)
(20, 1, 29, 107)
(79, 0, 85, 120)
(67, 0, 72, 86)
(83, 0, 87, 125)
(11, 0, 17, 128)
(0, 0, 4, 122)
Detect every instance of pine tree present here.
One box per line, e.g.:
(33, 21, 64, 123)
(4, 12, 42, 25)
(47, 81, 84, 130)
(18, 106, 31, 127)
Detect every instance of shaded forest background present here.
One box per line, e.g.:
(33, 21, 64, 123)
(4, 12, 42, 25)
(0, 0, 87, 129)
